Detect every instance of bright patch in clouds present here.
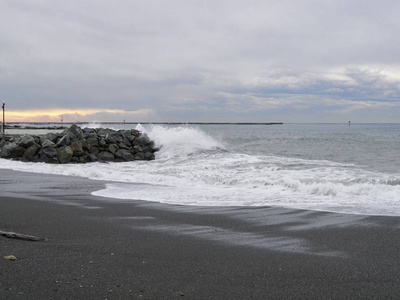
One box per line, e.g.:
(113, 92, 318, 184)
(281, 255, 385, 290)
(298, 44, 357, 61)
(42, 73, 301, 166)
(6, 108, 155, 122)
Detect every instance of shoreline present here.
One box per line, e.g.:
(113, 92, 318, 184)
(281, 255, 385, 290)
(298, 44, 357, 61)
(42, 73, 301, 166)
(2, 169, 400, 298)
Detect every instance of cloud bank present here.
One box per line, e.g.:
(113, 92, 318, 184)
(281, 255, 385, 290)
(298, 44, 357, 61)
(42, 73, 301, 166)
(1, 0, 400, 122)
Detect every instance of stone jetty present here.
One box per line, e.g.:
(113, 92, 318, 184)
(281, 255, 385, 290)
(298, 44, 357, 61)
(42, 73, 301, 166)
(0, 124, 158, 163)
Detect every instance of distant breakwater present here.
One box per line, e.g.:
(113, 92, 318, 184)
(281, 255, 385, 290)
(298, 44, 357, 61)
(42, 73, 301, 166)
(0, 124, 158, 163)
(5, 122, 283, 128)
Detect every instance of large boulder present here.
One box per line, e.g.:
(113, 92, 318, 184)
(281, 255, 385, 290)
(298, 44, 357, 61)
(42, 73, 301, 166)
(107, 144, 118, 155)
(0, 143, 25, 158)
(137, 135, 151, 145)
(98, 151, 114, 162)
(70, 140, 84, 156)
(134, 152, 145, 160)
(18, 135, 36, 148)
(57, 124, 83, 145)
(40, 147, 58, 158)
(62, 124, 82, 138)
(40, 132, 58, 145)
(144, 151, 155, 160)
(115, 149, 134, 161)
(33, 146, 59, 163)
(86, 137, 99, 148)
(22, 144, 40, 161)
(56, 135, 70, 147)
(42, 140, 56, 149)
(105, 132, 120, 144)
(58, 146, 73, 164)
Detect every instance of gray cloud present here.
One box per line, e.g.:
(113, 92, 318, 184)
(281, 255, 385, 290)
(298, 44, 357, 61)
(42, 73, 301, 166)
(1, 0, 400, 122)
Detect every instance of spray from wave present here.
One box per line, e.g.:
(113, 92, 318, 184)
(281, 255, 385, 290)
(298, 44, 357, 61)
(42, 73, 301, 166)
(137, 124, 225, 159)
(85, 122, 102, 129)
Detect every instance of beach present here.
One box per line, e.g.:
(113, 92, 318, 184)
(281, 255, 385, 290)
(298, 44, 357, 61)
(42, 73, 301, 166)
(2, 169, 400, 299)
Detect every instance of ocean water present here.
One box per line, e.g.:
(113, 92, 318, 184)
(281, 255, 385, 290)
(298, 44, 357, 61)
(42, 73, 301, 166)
(1, 123, 400, 216)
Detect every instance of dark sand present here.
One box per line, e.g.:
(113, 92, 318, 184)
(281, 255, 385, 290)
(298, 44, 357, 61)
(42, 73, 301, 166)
(1, 169, 400, 299)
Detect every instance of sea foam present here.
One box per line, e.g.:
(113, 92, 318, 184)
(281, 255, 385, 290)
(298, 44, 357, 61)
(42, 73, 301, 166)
(1, 124, 400, 216)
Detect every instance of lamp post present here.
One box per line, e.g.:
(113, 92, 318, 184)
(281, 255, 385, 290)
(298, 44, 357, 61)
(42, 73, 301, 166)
(1, 101, 4, 135)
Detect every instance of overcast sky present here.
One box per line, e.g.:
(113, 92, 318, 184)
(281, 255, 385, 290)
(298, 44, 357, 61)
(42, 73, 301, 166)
(1, 0, 400, 123)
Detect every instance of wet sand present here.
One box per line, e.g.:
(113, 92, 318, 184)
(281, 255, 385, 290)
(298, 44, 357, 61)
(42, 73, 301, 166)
(1, 169, 400, 299)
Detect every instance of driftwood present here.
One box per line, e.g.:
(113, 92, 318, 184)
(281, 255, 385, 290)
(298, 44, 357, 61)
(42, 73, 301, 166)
(0, 230, 46, 241)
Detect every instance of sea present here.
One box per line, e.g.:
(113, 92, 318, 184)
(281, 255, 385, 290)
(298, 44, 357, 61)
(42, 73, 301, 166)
(1, 123, 400, 216)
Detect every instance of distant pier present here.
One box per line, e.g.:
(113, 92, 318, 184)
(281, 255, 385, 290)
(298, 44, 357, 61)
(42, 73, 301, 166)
(133, 122, 284, 125)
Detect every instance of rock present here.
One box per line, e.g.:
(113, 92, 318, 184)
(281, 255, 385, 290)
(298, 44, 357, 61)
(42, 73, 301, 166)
(83, 127, 96, 134)
(131, 129, 141, 137)
(144, 151, 155, 160)
(120, 129, 132, 137)
(108, 144, 118, 154)
(134, 152, 145, 160)
(98, 151, 115, 162)
(70, 156, 79, 163)
(40, 132, 58, 144)
(33, 142, 59, 163)
(133, 145, 142, 153)
(22, 144, 40, 161)
(41, 147, 58, 158)
(105, 132, 119, 144)
(70, 140, 84, 156)
(56, 134, 69, 147)
(18, 135, 36, 148)
(99, 138, 107, 147)
(137, 135, 151, 145)
(0, 125, 158, 163)
(34, 148, 59, 163)
(87, 153, 98, 162)
(42, 140, 56, 149)
(131, 139, 140, 146)
(118, 142, 130, 150)
(0, 143, 25, 158)
(58, 146, 73, 164)
(86, 137, 99, 148)
(3, 255, 17, 261)
(126, 134, 137, 143)
(62, 123, 82, 139)
(97, 128, 114, 137)
(80, 139, 89, 150)
(115, 149, 134, 161)
(90, 147, 100, 155)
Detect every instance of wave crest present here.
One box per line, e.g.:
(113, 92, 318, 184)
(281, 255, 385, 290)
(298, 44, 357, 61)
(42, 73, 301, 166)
(138, 125, 225, 159)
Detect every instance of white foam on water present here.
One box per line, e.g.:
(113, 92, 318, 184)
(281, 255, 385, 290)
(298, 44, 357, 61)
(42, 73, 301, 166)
(1, 124, 400, 216)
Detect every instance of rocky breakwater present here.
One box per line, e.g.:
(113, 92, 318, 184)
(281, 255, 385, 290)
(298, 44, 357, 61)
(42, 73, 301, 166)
(0, 124, 158, 163)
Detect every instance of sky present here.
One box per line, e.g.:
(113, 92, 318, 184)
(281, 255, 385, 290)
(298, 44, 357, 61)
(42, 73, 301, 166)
(1, 0, 400, 123)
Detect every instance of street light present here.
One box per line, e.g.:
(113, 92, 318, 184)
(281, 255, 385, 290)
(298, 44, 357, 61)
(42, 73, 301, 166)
(2, 101, 5, 135)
